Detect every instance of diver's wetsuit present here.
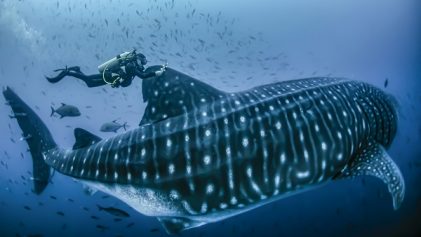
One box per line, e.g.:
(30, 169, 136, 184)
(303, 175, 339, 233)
(46, 67, 106, 87)
(46, 52, 161, 88)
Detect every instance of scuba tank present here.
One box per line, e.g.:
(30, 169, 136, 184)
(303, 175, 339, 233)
(97, 51, 135, 74)
(97, 51, 136, 85)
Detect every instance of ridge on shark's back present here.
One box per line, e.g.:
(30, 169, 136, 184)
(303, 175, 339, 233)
(3, 66, 405, 234)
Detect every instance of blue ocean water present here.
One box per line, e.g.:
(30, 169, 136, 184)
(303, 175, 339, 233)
(0, 0, 420, 236)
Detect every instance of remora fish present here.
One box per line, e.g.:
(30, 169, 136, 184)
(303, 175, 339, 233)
(3, 66, 404, 234)
(96, 204, 130, 218)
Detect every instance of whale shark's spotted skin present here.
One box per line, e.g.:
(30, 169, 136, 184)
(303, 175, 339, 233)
(4, 67, 404, 234)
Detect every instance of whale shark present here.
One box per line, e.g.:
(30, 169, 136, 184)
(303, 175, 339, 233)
(3, 67, 405, 234)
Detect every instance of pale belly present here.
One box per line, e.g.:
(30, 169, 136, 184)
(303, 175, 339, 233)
(81, 179, 328, 223)
(82, 180, 182, 217)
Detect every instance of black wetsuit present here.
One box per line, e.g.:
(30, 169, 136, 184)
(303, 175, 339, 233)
(46, 54, 157, 88)
(115, 60, 156, 87)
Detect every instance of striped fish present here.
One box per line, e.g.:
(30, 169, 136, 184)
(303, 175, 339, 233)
(3, 66, 404, 234)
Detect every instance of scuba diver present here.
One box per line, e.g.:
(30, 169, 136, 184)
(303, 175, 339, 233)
(45, 50, 166, 88)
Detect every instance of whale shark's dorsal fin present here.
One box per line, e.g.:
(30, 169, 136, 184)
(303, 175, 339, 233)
(334, 142, 405, 210)
(73, 128, 102, 150)
(157, 217, 206, 234)
(140, 66, 226, 126)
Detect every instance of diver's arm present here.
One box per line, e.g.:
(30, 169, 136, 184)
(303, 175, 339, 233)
(136, 65, 166, 79)
(136, 70, 158, 79)
(123, 61, 153, 79)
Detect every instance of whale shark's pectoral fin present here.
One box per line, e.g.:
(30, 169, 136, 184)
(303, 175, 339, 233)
(334, 142, 405, 210)
(157, 217, 206, 234)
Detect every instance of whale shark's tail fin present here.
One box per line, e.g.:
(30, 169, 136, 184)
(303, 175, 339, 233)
(3, 86, 57, 194)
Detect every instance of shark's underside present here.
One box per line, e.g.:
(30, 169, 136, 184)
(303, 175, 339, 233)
(3, 66, 405, 234)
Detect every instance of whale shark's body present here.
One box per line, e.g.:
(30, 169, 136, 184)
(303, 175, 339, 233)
(3, 67, 404, 234)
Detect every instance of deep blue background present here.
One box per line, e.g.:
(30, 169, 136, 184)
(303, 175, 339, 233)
(0, 0, 420, 236)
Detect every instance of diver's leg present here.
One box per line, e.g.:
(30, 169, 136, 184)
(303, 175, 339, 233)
(45, 67, 106, 88)
(65, 72, 107, 88)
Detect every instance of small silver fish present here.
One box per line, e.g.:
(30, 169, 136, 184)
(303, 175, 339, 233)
(51, 103, 81, 118)
(100, 120, 127, 133)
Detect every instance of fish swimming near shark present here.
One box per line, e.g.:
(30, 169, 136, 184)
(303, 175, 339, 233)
(3, 66, 404, 234)
(50, 103, 81, 118)
(96, 204, 130, 218)
(100, 120, 127, 133)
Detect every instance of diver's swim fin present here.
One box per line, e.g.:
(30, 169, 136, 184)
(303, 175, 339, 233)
(45, 66, 82, 83)
(45, 70, 68, 83)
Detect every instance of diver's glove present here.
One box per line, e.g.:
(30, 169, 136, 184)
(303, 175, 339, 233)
(155, 63, 167, 77)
